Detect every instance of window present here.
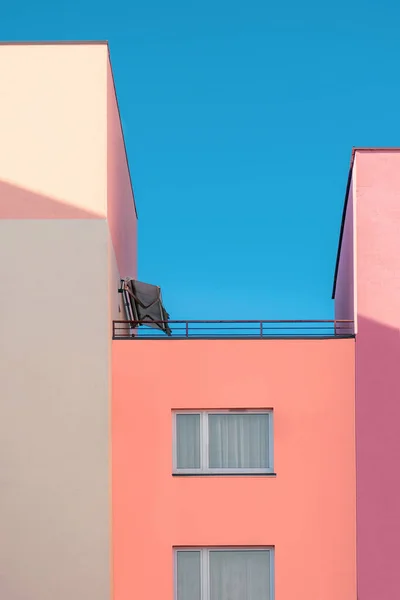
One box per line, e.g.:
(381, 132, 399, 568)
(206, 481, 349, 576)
(175, 547, 274, 600)
(173, 410, 273, 474)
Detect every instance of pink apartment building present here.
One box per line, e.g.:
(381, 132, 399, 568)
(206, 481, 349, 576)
(0, 42, 397, 600)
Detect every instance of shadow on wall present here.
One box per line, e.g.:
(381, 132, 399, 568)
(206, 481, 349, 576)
(356, 315, 400, 600)
(0, 179, 103, 219)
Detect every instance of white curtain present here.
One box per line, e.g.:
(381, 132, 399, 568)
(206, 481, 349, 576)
(210, 550, 271, 600)
(208, 413, 269, 469)
(176, 414, 200, 469)
(177, 551, 201, 600)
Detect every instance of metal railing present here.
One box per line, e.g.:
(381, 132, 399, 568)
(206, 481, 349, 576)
(112, 320, 354, 340)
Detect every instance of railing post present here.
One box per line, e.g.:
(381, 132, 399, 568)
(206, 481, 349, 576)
(260, 322, 263, 338)
(185, 322, 189, 338)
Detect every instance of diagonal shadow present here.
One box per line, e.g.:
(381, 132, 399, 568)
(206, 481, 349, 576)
(0, 179, 104, 219)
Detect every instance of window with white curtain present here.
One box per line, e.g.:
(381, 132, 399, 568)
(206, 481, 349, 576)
(173, 410, 273, 474)
(175, 547, 274, 600)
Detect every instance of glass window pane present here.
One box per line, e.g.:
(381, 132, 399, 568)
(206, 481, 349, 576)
(208, 413, 269, 469)
(210, 550, 271, 600)
(176, 551, 201, 600)
(176, 414, 201, 469)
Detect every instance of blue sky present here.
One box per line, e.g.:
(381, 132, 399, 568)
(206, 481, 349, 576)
(1, 0, 399, 320)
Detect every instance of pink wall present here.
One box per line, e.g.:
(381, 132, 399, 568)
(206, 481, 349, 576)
(334, 171, 355, 333)
(107, 58, 137, 279)
(353, 150, 400, 600)
(112, 338, 356, 600)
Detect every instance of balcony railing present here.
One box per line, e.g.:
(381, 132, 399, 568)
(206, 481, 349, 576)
(112, 320, 354, 340)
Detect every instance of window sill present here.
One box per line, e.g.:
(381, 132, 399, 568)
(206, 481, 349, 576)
(172, 472, 277, 477)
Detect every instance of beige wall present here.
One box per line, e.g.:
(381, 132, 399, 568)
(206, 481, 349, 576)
(0, 44, 108, 218)
(0, 43, 138, 600)
(0, 219, 111, 600)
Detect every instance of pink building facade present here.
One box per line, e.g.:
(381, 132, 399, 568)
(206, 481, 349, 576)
(0, 43, 396, 600)
(112, 338, 356, 600)
(334, 149, 400, 600)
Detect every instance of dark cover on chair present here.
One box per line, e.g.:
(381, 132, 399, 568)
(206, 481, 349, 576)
(123, 278, 171, 336)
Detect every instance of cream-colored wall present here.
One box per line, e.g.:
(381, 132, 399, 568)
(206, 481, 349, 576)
(0, 44, 108, 217)
(0, 219, 111, 600)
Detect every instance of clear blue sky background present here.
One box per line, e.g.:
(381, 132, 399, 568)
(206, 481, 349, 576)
(1, 1, 398, 320)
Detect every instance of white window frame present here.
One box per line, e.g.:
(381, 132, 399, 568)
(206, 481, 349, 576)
(172, 409, 274, 474)
(174, 546, 275, 600)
